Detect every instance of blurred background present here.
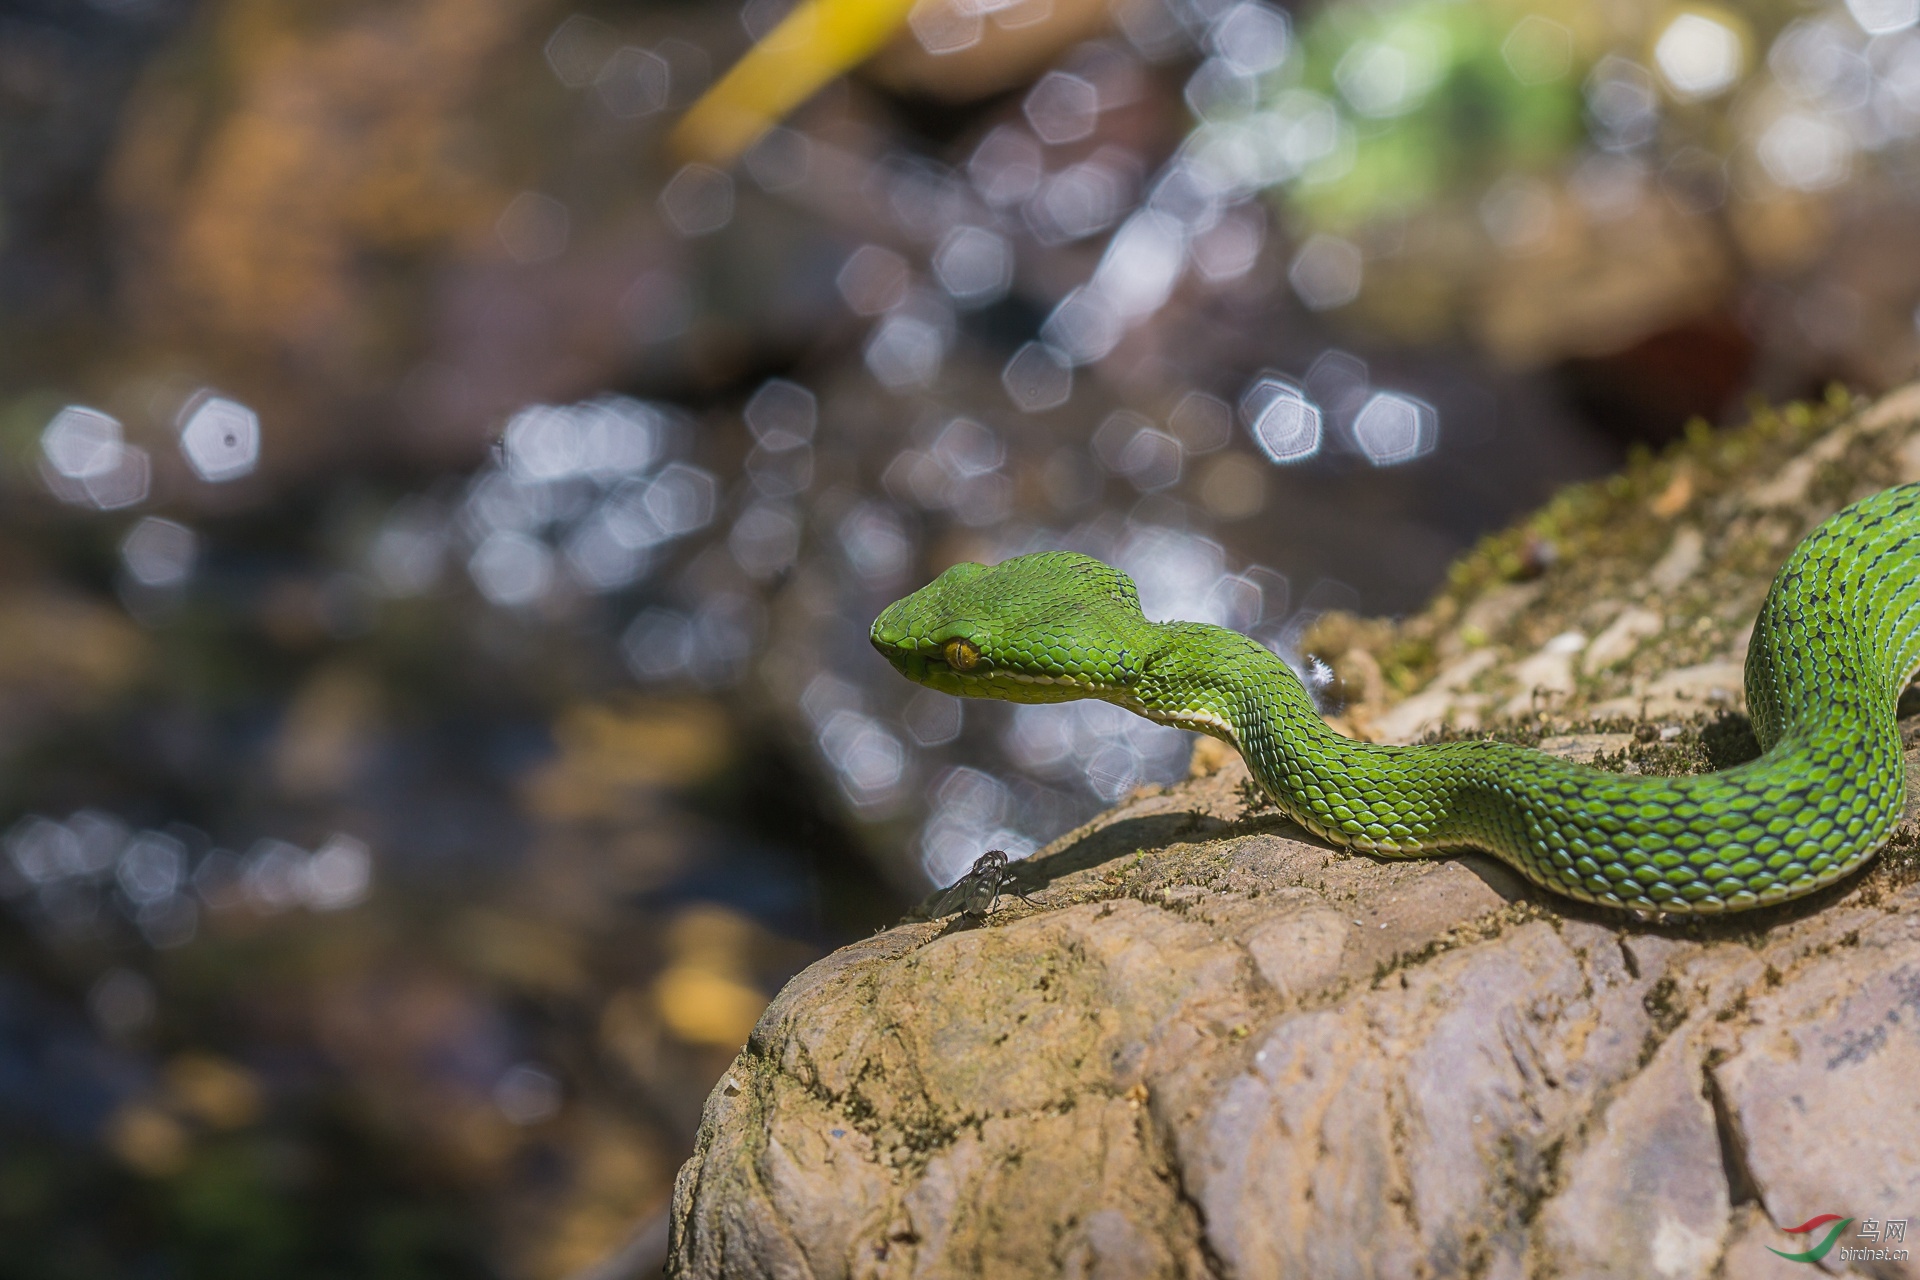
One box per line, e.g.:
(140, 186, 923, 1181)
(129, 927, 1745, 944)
(1, 0, 1917, 1274)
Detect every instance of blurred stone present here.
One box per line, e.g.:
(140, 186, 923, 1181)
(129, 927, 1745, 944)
(0, 589, 148, 743)
(1498, 629, 1585, 716)
(106, 1103, 190, 1177)
(1370, 648, 1499, 743)
(522, 698, 731, 821)
(165, 1052, 264, 1130)
(1590, 661, 1747, 720)
(1535, 732, 1634, 762)
(274, 664, 381, 798)
(105, 0, 542, 468)
(1473, 195, 1732, 368)
(1582, 605, 1663, 673)
(1647, 526, 1705, 590)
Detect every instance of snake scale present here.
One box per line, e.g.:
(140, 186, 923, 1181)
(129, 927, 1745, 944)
(871, 484, 1920, 914)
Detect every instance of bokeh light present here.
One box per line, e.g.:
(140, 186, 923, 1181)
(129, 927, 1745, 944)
(175, 395, 258, 482)
(1242, 375, 1324, 463)
(1654, 11, 1747, 100)
(1024, 70, 1100, 144)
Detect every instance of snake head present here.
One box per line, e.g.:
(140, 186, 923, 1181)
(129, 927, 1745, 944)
(869, 552, 1146, 703)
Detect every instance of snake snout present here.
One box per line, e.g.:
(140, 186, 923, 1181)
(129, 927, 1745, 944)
(869, 627, 928, 680)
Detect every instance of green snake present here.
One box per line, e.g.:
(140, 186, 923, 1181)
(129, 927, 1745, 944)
(871, 484, 1920, 914)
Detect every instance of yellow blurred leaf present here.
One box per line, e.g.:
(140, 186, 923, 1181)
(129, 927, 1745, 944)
(672, 0, 919, 162)
(105, 1103, 190, 1177)
(653, 965, 766, 1048)
(522, 697, 729, 821)
(651, 904, 769, 1047)
(165, 1052, 265, 1130)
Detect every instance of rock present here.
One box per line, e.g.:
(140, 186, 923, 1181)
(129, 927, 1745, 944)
(1536, 1028, 1728, 1278)
(1647, 527, 1704, 592)
(1536, 732, 1635, 763)
(1713, 925, 1920, 1250)
(1499, 631, 1585, 718)
(666, 388, 1920, 1279)
(1648, 465, 1695, 519)
(1899, 432, 1920, 485)
(1745, 428, 1854, 510)
(1372, 649, 1501, 744)
(667, 753, 1920, 1279)
(1330, 647, 1386, 723)
(1862, 381, 1920, 435)
(1590, 661, 1747, 721)
(1372, 690, 1455, 745)
(1583, 606, 1664, 674)
(1745, 454, 1823, 511)
(1452, 583, 1544, 650)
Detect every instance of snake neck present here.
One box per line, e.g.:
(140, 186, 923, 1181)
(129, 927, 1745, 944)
(1124, 620, 1335, 754)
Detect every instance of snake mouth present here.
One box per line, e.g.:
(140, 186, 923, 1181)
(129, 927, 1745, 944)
(870, 629, 985, 673)
(869, 634, 934, 678)
(905, 652, 992, 686)
(869, 636, 1114, 703)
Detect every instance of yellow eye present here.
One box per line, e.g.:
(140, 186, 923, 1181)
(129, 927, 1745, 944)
(943, 638, 980, 671)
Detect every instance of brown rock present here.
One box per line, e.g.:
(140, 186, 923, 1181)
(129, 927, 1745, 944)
(667, 390, 1920, 1278)
(1713, 917, 1920, 1262)
(667, 751, 1920, 1278)
(1536, 733, 1636, 763)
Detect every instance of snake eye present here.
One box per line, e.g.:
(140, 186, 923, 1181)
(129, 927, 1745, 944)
(943, 638, 980, 671)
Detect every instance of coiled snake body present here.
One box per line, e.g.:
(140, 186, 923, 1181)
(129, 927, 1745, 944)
(871, 484, 1920, 914)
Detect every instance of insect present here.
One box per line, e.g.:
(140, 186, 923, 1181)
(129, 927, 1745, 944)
(928, 850, 1038, 920)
